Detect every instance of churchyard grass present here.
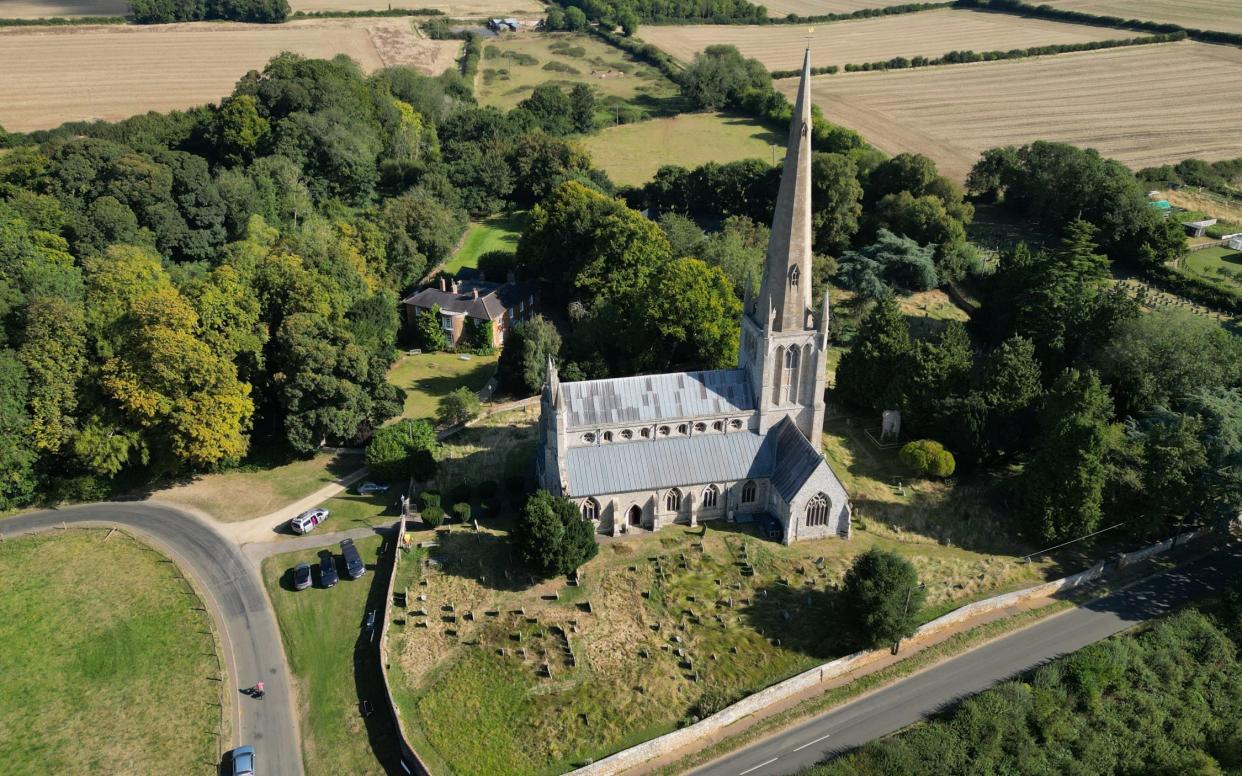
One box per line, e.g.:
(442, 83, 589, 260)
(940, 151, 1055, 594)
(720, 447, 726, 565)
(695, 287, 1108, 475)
(385, 409, 1054, 776)
(387, 351, 499, 422)
(0, 530, 220, 774)
(147, 448, 364, 522)
(263, 534, 400, 776)
(476, 32, 682, 117)
(440, 211, 527, 276)
(581, 112, 782, 188)
(1181, 246, 1242, 294)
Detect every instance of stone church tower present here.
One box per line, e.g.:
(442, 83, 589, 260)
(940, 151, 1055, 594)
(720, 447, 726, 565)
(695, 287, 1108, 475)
(739, 48, 829, 448)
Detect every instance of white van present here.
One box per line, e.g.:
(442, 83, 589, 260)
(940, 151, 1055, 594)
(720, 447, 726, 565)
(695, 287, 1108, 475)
(289, 507, 329, 535)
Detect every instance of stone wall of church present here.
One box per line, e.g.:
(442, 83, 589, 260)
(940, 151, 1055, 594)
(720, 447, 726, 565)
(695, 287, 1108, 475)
(578, 478, 771, 536)
(779, 460, 851, 544)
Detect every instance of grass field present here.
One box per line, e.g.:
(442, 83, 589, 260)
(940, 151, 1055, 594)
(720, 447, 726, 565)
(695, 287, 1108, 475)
(582, 112, 782, 187)
(441, 211, 527, 275)
(1042, 0, 1242, 35)
(385, 404, 1054, 776)
(387, 351, 499, 422)
(781, 41, 1242, 181)
(638, 9, 1123, 71)
(148, 449, 364, 522)
(290, 0, 542, 14)
(476, 31, 681, 116)
(263, 533, 401, 776)
(0, 19, 460, 132)
(757, 0, 919, 17)
(0, 0, 127, 16)
(1182, 246, 1242, 293)
(0, 530, 219, 774)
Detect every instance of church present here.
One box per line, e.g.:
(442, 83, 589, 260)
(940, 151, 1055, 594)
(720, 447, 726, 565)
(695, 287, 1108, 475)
(535, 49, 851, 544)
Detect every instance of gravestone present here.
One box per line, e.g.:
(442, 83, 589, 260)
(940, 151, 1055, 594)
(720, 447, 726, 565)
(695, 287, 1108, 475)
(881, 409, 901, 443)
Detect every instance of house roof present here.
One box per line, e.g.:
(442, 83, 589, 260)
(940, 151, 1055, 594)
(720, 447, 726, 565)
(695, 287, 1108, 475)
(558, 369, 755, 431)
(565, 430, 771, 498)
(402, 279, 537, 321)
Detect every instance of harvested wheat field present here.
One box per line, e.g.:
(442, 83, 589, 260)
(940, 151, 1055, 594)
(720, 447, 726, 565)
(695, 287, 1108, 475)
(639, 9, 1126, 71)
(0, 19, 460, 131)
(1042, 0, 1242, 35)
(759, 0, 919, 18)
(289, 0, 542, 14)
(779, 41, 1242, 181)
(0, 0, 128, 17)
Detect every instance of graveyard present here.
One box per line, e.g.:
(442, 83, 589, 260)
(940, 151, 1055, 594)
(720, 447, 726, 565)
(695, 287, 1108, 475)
(383, 447, 1053, 776)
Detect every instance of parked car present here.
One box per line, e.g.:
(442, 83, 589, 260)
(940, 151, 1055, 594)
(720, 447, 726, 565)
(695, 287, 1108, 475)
(292, 562, 312, 591)
(319, 552, 338, 588)
(289, 507, 329, 535)
(230, 745, 256, 776)
(357, 481, 389, 495)
(364, 609, 377, 635)
(341, 538, 366, 580)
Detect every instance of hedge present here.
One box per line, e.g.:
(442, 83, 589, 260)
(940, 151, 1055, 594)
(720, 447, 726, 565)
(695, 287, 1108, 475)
(953, 0, 1242, 49)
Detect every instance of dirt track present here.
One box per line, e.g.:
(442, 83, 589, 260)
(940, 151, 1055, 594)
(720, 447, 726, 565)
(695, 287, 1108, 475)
(639, 9, 1126, 71)
(777, 41, 1242, 181)
(0, 19, 460, 131)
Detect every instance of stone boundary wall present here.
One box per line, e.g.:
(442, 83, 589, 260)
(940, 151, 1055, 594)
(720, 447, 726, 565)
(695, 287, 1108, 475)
(567, 525, 1218, 776)
(377, 516, 436, 776)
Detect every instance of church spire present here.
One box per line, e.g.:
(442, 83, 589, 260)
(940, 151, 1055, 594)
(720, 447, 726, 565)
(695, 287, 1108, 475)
(754, 46, 814, 333)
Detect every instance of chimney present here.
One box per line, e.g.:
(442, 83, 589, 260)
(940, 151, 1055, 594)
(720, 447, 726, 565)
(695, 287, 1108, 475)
(439, 277, 447, 292)
(472, 288, 479, 300)
(452, 281, 460, 294)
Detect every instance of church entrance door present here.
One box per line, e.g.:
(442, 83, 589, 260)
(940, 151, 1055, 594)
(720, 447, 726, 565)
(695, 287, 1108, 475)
(627, 505, 642, 528)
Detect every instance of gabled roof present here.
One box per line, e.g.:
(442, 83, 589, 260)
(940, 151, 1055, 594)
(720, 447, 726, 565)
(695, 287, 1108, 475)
(402, 279, 537, 321)
(769, 416, 827, 502)
(559, 369, 755, 431)
(565, 431, 770, 498)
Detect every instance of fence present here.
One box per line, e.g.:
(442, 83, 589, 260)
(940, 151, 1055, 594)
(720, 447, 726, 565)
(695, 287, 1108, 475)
(566, 524, 1221, 776)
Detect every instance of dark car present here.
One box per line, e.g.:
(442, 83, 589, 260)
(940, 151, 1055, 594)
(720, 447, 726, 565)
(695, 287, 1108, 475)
(341, 538, 366, 580)
(319, 552, 338, 588)
(292, 562, 312, 591)
(230, 745, 256, 776)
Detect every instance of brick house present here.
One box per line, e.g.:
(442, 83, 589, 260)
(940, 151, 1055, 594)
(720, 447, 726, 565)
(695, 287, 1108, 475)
(401, 270, 539, 349)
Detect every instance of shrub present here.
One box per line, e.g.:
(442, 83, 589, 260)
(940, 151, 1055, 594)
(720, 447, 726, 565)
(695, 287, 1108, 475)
(842, 548, 925, 649)
(542, 61, 581, 75)
(437, 386, 482, 426)
(899, 439, 956, 478)
(420, 490, 441, 510)
(513, 489, 598, 577)
(453, 502, 472, 522)
(365, 419, 438, 482)
(422, 505, 445, 528)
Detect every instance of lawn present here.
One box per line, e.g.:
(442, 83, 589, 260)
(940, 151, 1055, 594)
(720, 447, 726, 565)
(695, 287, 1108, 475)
(0, 530, 220, 774)
(262, 533, 402, 776)
(1181, 245, 1242, 293)
(475, 31, 682, 118)
(147, 449, 364, 522)
(441, 211, 527, 276)
(581, 112, 783, 187)
(384, 408, 1056, 776)
(387, 351, 499, 422)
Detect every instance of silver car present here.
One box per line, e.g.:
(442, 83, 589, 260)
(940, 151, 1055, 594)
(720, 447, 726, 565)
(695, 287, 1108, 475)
(289, 507, 329, 535)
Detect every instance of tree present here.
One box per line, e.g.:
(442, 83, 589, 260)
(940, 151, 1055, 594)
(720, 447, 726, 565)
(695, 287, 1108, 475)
(842, 548, 926, 650)
(836, 230, 938, 298)
(835, 296, 911, 413)
(810, 152, 862, 254)
(364, 418, 437, 482)
(679, 45, 770, 111)
(497, 315, 561, 395)
(437, 386, 481, 426)
(412, 304, 449, 352)
(569, 84, 596, 133)
(638, 257, 741, 371)
(0, 352, 37, 510)
(899, 440, 955, 478)
(514, 489, 598, 578)
(519, 85, 574, 136)
(874, 191, 967, 248)
(615, 6, 640, 35)
(217, 94, 270, 165)
(977, 335, 1043, 459)
(562, 6, 588, 30)
(1019, 369, 1119, 544)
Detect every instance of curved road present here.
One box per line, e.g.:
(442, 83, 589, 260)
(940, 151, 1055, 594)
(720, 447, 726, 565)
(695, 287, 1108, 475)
(2, 503, 303, 776)
(691, 540, 1242, 776)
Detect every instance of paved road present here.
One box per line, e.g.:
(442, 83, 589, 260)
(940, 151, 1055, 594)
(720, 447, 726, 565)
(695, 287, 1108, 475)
(2, 503, 304, 776)
(692, 540, 1242, 776)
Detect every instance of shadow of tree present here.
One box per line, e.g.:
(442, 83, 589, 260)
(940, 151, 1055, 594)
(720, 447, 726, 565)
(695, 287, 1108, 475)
(739, 581, 851, 660)
(430, 529, 535, 593)
(407, 361, 497, 405)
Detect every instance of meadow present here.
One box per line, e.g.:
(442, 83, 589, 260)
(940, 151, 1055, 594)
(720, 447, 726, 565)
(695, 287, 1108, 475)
(476, 31, 681, 116)
(1041, 0, 1242, 35)
(1182, 246, 1242, 294)
(0, 18, 460, 132)
(638, 9, 1123, 71)
(0, 530, 220, 774)
(440, 211, 527, 275)
(387, 351, 499, 422)
(582, 112, 782, 187)
(782, 41, 1242, 181)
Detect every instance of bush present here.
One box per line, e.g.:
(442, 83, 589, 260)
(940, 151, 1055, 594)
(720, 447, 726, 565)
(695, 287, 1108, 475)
(453, 502, 472, 522)
(513, 489, 598, 577)
(365, 418, 438, 482)
(437, 386, 482, 426)
(420, 490, 441, 510)
(842, 548, 926, 649)
(542, 61, 581, 75)
(422, 504, 445, 528)
(899, 439, 956, 478)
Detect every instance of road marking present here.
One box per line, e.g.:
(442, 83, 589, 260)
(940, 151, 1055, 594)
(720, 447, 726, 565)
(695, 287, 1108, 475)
(739, 757, 779, 775)
(792, 733, 832, 752)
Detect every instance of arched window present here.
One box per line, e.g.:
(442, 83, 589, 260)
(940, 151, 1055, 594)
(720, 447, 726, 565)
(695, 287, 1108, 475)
(741, 480, 757, 503)
(602, 430, 613, 443)
(665, 488, 682, 512)
(789, 265, 800, 289)
(641, 427, 652, 438)
(712, 420, 724, 432)
(621, 429, 633, 440)
(783, 347, 800, 403)
(677, 423, 688, 435)
(581, 498, 598, 521)
(772, 345, 785, 404)
(702, 484, 719, 508)
(805, 492, 831, 527)
(801, 343, 814, 404)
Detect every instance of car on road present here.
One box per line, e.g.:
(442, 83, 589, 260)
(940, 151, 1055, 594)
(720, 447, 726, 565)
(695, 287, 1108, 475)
(319, 552, 338, 588)
(230, 745, 256, 776)
(357, 481, 389, 495)
(292, 562, 312, 591)
(289, 507, 329, 535)
(341, 538, 366, 580)
(364, 609, 377, 635)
